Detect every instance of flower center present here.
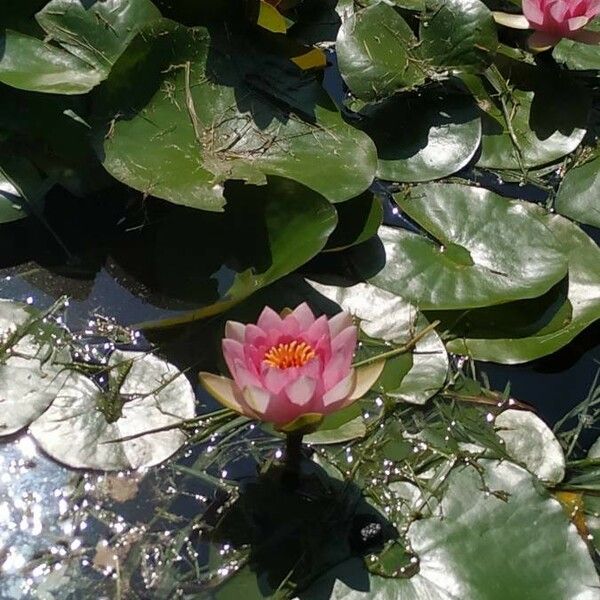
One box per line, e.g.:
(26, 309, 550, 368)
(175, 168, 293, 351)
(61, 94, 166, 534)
(263, 340, 315, 369)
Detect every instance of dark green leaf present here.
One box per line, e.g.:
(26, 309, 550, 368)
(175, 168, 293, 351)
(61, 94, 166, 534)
(0, 0, 160, 94)
(445, 214, 600, 363)
(555, 151, 600, 229)
(95, 19, 377, 210)
(359, 91, 481, 182)
(336, 3, 427, 102)
(419, 0, 498, 72)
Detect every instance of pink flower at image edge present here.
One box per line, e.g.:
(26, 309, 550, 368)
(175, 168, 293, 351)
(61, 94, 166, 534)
(523, 0, 600, 46)
(494, 1, 600, 48)
(199, 303, 382, 432)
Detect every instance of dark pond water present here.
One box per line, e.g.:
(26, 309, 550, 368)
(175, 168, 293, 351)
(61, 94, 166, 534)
(0, 178, 598, 597)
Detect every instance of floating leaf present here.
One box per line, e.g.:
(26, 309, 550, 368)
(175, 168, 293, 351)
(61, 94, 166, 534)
(359, 91, 481, 182)
(308, 281, 448, 405)
(0, 299, 70, 437)
(305, 405, 367, 445)
(555, 151, 600, 229)
(0, 174, 27, 224)
(419, 0, 498, 72)
(30, 350, 196, 470)
(95, 19, 377, 210)
(257, 0, 287, 33)
(475, 59, 590, 170)
(0, 0, 161, 94)
(117, 177, 338, 329)
(495, 409, 566, 484)
(365, 183, 568, 310)
(445, 213, 600, 363)
(304, 461, 600, 599)
(325, 192, 383, 251)
(553, 19, 600, 70)
(336, 3, 426, 102)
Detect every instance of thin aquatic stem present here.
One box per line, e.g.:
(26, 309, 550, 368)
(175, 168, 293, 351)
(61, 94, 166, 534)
(352, 320, 441, 369)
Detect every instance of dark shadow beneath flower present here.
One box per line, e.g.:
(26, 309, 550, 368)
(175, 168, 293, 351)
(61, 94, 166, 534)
(211, 458, 398, 597)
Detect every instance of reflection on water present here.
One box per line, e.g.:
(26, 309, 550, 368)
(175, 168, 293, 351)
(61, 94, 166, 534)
(0, 435, 75, 599)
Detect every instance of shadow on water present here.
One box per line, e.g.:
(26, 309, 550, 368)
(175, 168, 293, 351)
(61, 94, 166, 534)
(210, 458, 396, 599)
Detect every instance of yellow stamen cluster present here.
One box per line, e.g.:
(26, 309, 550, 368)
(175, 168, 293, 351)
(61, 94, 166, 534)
(263, 340, 315, 369)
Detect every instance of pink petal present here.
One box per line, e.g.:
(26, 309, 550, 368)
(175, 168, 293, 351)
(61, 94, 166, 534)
(263, 366, 292, 394)
(586, 0, 600, 17)
(245, 323, 268, 346)
(302, 315, 330, 346)
(567, 15, 590, 30)
(322, 353, 349, 390)
(233, 362, 262, 389)
(523, 0, 545, 25)
(322, 372, 356, 408)
(549, 0, 570, 23)
(328, 311, 354, 338)
(222, 339, 245, 377)
(224, 320, 246, 343)
(285, 376, 317, 407)
(257, 306, 283, 332)
(242, 385, 273, 417)
(289, 302, 316, 329)
(331, 325, 358, 368)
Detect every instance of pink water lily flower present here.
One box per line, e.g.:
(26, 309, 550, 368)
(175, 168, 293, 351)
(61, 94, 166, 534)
(199, 303, 382, 432)
(494, 0, 600, 49)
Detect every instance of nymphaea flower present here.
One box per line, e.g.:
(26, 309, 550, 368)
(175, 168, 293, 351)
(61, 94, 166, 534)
(494, 0, 600, 50)
(199, 304, 383, 433)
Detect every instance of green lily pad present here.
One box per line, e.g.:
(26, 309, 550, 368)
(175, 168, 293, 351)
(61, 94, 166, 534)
(95, 19, 377, 210)
(0, 299, 70, 437)
(475, 58, 590, 170)
(0, 174, 27, 224)
(336, 3, 427, 102)
(30, 350, 196, 470)
(0, 0, 160, 94)
(0, 87, 111, 197)
(359, 183, 567, 310)
(308, 281, 448, 405)
(359, 91, 481, 182)
(419, 0, 498, 72)
(495, 409, 565, 484)
(304, 461, 600, 599)
(445, 213, 600, 363)
(553, 19, 600, 70)
(119, 177, 337, 329)
(555, 152, 600, 229)
(325, 192, 383, 251)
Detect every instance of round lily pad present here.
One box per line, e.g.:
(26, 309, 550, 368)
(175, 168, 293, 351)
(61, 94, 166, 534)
(359, 91, 481, 182)
(336, 2, 426, 102)
(419, 0, 498, 73)
(30, 350, 196, 470)
(445, 213, 600, 363)
(366, 183, 568, 310)
(95, 19, 377, 209)
(0, 0, 160, 94)
(0, 299, 70, 437)
(555, 152, 600, 229)
(308, 280, 448, 405)
(476, 58, 590, 170)
(304, 461, 600, 599)
(495, 410, 565, 485)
